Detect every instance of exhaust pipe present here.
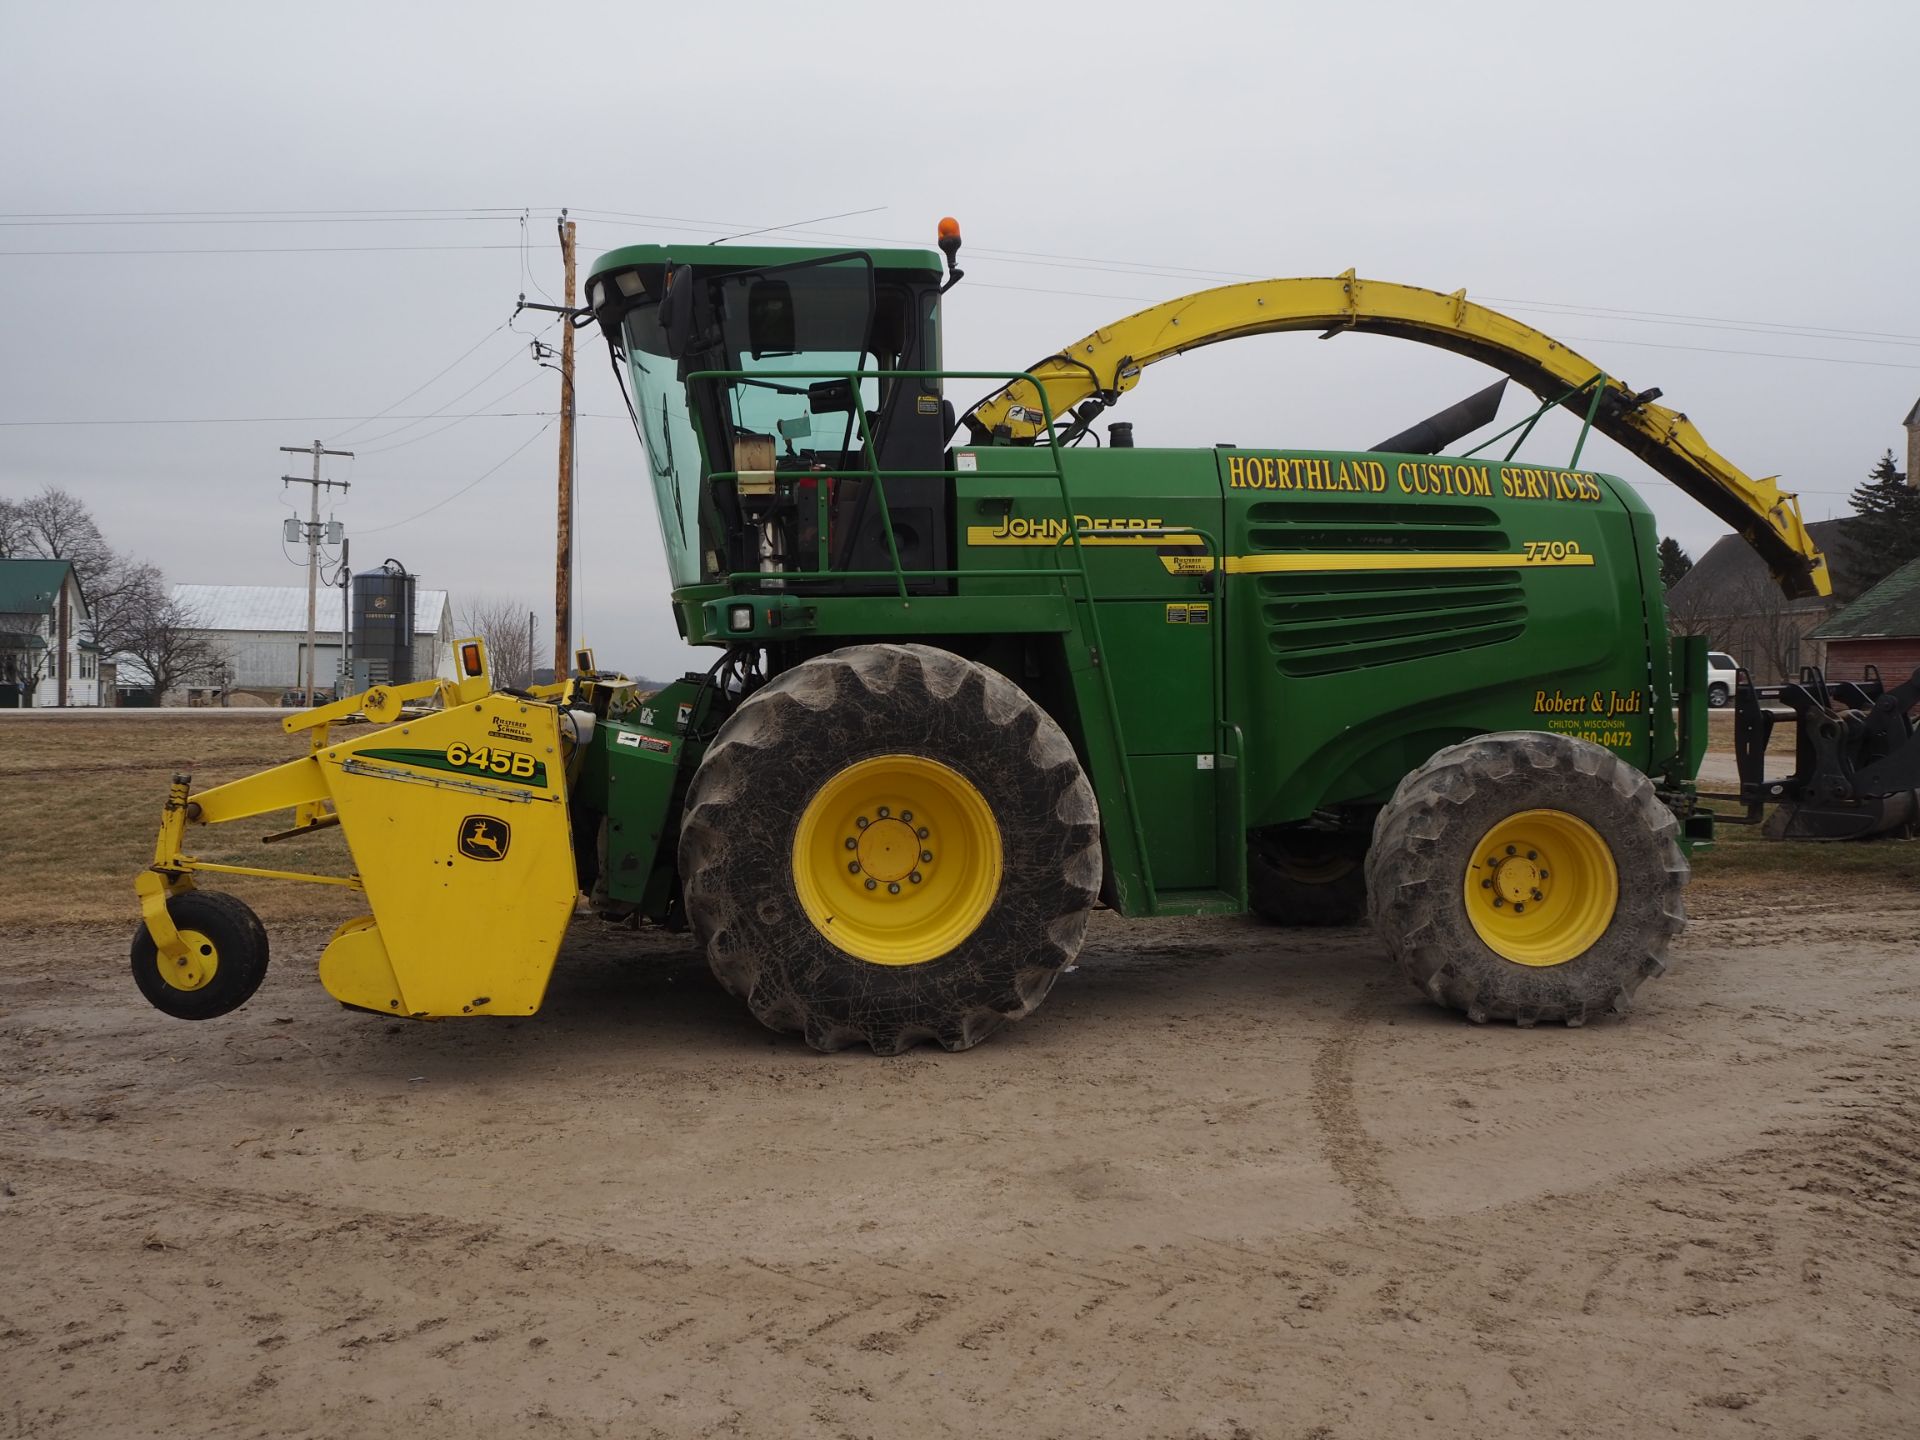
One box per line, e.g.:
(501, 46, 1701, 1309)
(1370, 379, 1508, 456)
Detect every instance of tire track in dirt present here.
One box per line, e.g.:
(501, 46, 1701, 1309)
(1309, 980, 1405, 1218)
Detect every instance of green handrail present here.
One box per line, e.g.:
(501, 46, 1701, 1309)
(687, 365, 1166, 909)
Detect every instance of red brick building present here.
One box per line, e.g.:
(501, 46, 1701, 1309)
(1808, 557, 1920, 685)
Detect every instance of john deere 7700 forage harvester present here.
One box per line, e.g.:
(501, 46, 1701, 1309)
(131, 221, 1841, 1053)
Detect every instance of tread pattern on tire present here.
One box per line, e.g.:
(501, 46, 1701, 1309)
(1364, 730, 1688, 1027)
(129, 889, 271, 1021)
(679, 643, 1101, 1055)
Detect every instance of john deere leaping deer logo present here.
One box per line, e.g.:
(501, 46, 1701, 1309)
(457, 815, 511, 862)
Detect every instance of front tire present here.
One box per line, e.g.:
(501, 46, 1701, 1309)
(1365, 732, 1687, 1026)
(679, 644, 1101, 1054)
(1708, 683, 1730, 708)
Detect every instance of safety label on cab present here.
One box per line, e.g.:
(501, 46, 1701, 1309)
(1165, 602, 1212, 625)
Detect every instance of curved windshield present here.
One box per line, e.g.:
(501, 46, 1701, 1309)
(622, 306, 703, 588)
(613, 256, 925, 591)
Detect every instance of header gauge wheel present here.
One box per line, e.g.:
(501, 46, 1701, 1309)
(680, 644, 1101, 1055)
(1365, 731, 1688, 1026)
(130, 890, 270, 1020)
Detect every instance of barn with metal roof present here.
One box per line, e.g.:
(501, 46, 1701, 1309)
(170, 582, 454, 700)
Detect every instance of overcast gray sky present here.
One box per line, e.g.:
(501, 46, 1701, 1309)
(3, 0, 1915, 679)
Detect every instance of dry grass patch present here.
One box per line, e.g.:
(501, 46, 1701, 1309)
(0, 715, 364, 928)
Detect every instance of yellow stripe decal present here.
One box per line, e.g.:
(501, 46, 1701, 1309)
(1223, 551, 1595, 574)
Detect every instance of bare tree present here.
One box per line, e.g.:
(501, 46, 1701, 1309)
(122, 593, 226, 701)
(457, 597, 538, 689)
(1727, 568, 1808, 683)
(2, 486, 187, 673)
(0, 497, 25, 558)
(1664, 576, 1716, 640)
(85, 555, 166, 662)
(14, 486, 115, 593)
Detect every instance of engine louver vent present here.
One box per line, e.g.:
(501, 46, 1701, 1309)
(1246, 502, 1526, 676)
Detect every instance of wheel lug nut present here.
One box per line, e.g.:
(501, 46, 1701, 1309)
(844, 837, 858, 850)
(917, 827, 930, 839)
(1538, 870, 1549, 880)
(1506, 845, 1516, 856)
(888, 883, 901, 894)
(856, 816, 869, 829)
(1531, 889, 1543, 901)
(848, 861, 860, 873)
(1526, 851, 1537, 861)
(1513, 903, 1525, 913)
(1493, 897, 1504, 908)
(901, 811, 913, 823)
(877, 806, 890, 818)
(909, 872, 922, 884)
(1481, 879, 1492, 889)
(921, 850, 934, 863)
(864, 878, 877, 891)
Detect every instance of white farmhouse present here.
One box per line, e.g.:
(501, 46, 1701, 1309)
(0, 557, 101, 707)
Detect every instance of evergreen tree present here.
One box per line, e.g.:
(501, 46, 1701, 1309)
(1657, 536, 1692, 589)
(1841, 449, 1920, 593)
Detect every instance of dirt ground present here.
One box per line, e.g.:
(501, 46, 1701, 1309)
(4, 717, 1919, 1438)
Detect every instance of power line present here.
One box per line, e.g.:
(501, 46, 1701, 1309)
(354, 372, 548, 455)
(1481, 296, 1920, 346)
(343, 342, 536, 448)
(714, 205, 886, 245)
(0, 243, 522, 257)
(0, 206, 536, 220)
(325, 320, 510, 445)
(6, 198, 1911, 348)
(1544, 332, 1920, 372)
(356, 419, 556, 535)
(0, 214, 523, 228)
(0, 410, 554, 428)
(566, 209, 1920, 348)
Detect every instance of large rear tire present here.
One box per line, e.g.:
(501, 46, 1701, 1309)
(679, 644, 1102, 1055)
(1365, 731, 1688, 1026)
(1247, 830, 1368, 927)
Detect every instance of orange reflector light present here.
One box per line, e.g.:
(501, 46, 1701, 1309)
(461, 642, 482, 675)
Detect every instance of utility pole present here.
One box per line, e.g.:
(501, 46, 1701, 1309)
(338, 537, 352, 696)
(553, 211, 577, 678)
(280, 441, 353, 706)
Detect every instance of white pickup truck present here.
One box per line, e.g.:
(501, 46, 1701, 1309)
(1706, 650, 1741, 707)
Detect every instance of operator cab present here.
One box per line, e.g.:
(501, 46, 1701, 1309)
(586, 243, 952, 594)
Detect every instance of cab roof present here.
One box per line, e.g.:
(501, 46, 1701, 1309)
(587, 242, 943, 284)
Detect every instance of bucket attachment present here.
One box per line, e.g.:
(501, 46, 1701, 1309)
(1733, 665, 1920, 841)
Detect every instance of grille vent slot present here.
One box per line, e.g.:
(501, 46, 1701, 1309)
(1249, 496, 1528, 675)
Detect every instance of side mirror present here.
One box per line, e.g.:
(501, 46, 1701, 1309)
(658, 264, 694, 358)
(807, 378, 855, 415)
(747, 278, 796, 357)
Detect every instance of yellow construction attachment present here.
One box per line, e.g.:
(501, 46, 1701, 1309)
(964, 272, 1829, 599)
(138, 639, 585, 1018)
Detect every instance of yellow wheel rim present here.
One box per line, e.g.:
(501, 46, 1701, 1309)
(1463, 809, 1618, 967)
(792, 754, 1002, 966)
(157, 928, 220, 992)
